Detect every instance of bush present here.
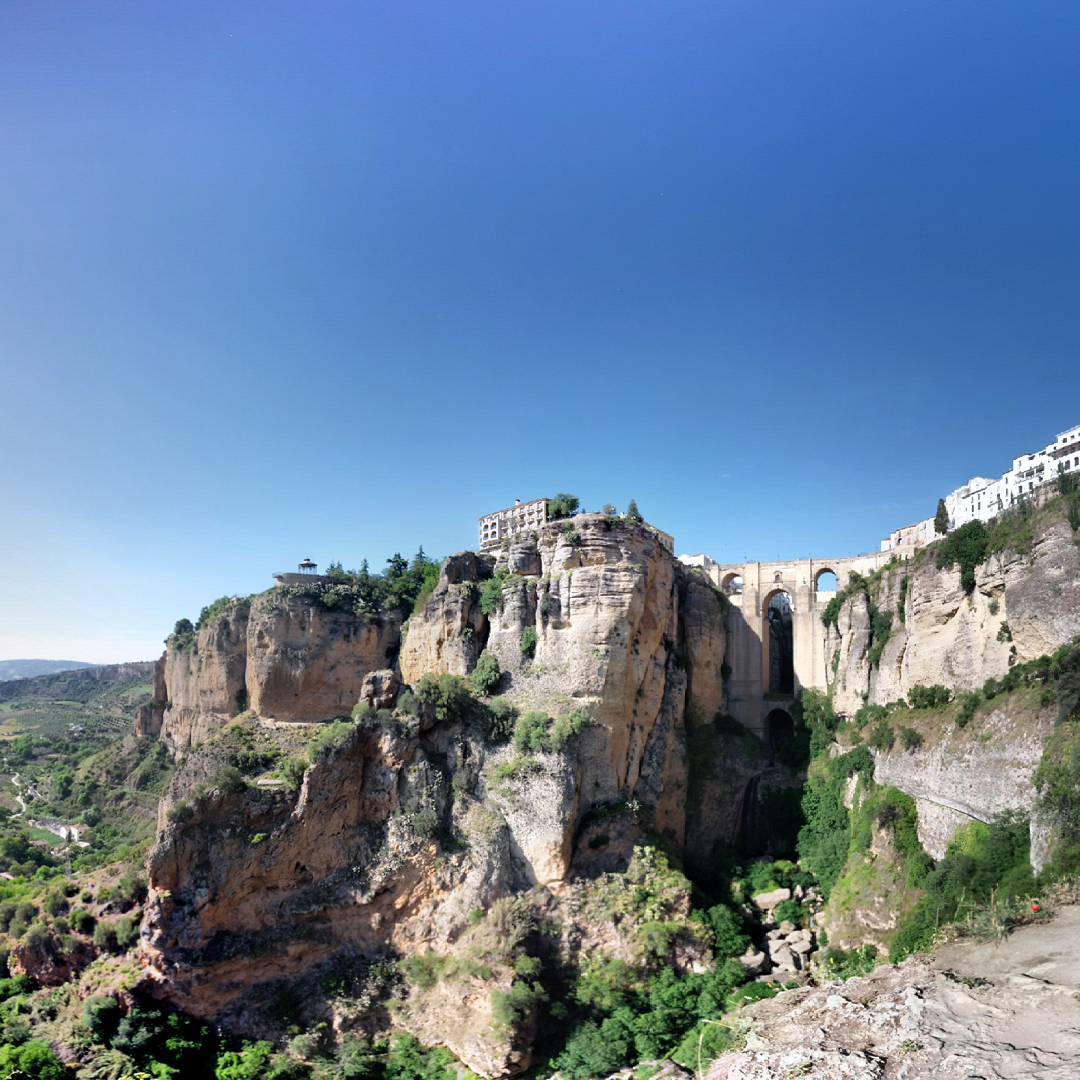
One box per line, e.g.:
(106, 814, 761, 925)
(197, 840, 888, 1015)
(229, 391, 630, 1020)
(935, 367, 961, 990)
(771, 899, 803, 926)
(478, 569, 510, 615)
(278, 757, 308, 792)
(705, 904, 749, 959)
(935, 519, 988, 593)
(891, 812, 1034, 961)
(908, 684, 952, 710)
(956, 692, 980, 728)
(491, 978, 547, 1034)
(0, 1041, 65, 1079)
(482, 699, 516, 745)
(519, 626, 538, 659)
(83, 995, 122, 1042)
(385, 1034, 460, 1080)
(470, 651, 502, 696)
(898, 726, 923, 751)
(819, 944, 878, 981)
(868, 720, 895, 751)
(415, 674, 473, 725)
(92, 921, 118, 953)
(554, 1016, 634, 1079)
(513, 712, 553, 754)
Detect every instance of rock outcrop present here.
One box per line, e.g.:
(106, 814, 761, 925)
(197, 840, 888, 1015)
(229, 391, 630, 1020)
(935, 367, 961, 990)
(142, 517, 758, 1074)
(709, 907, 1080, 1079)
(827, 516, 1080, 716)
(150, 595, 400, 753)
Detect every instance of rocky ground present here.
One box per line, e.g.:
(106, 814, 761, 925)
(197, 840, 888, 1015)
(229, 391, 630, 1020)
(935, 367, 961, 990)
(704, 905, 1080, 1079)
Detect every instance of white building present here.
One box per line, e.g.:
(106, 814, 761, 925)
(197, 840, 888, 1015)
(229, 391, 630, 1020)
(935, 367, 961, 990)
(479, 498, 549, 549)
(881, 422, 1080, 553)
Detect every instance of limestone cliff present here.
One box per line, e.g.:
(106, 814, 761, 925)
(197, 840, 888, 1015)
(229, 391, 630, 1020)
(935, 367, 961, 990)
(150, 594, 400, 753)
(827, 514, 1080, 717)
(141, 517, 775, 1074)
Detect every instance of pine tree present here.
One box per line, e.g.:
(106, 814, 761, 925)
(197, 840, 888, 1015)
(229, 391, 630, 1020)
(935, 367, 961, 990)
(626, 499, 642, 524)
(934, 498, 949, 535)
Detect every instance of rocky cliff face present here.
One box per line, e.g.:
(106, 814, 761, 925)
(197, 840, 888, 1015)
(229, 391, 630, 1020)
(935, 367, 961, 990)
(141, 517, 779, 1073)
(822, 508, 1080, 875)
(827, 516, 1080, 717)
(149, 595, 400, 753)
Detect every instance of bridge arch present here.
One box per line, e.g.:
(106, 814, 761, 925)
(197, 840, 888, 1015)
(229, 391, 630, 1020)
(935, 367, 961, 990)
(814, 568, 838, 596)
(721, 571, 744, 595)
(765, 707, 795, 753)
(762, 588, 794, 696)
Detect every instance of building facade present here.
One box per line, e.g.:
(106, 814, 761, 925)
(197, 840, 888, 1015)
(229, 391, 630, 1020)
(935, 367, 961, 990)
(479, 498, 549, 549)
(881, 422, 1080, 553)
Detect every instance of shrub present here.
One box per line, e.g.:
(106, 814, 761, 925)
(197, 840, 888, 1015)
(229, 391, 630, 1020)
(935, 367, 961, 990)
(491, 978, 547, 1034)
(93, 922, 119, 953)
(705, 904, 750, 959)
(772, 899, 803, 926)
(513, 712, 553, 754)
(470, 651, 502, 696)
(278, 756, 308, 792)
(310, 720, 355, 760)
(898, 726, 923, 751)
(819, 944, 878, 981)
(69, 908, 95, 934)
(113, 914, 140, 950)
(385, 1034, 460, 1080)
(551, 710, 590, 749)
(519, 626, 538, 659)
(554, 1017, 634, 1079)
(83, 995, 122, 1042)
(908, 684, 952, 710)
(483, 699, 517, 745)
(415, 674, 474, 725)
(0, 1041, 66, 1079)
(956, 692, 980, 728)
(868, 720, 895, 752)
(935, 519, 989, 593)
(574, 957, 638, 1012)
(479, 569, 510, 615)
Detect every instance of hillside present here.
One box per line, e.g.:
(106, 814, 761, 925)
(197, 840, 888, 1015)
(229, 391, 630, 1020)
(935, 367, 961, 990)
(0, 660, 95, 682)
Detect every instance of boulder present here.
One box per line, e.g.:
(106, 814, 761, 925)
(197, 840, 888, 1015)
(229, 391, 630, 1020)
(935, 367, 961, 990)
(754, 887, 792, 910)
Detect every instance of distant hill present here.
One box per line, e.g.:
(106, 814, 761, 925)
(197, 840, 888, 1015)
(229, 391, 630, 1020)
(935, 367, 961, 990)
(0, 661, 154, 706)
(0, 659, 96, 682)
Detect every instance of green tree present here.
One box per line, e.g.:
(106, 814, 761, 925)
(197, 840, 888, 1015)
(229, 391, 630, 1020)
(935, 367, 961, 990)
(0, 1041, 66, 1079)
(547, 493, 580, 520)
(626, 499, 643, 524)
(934, 498, 949, 535)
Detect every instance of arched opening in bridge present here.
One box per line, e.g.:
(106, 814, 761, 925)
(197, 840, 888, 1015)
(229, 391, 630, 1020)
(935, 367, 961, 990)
(765, 708, 795, 753)
(814, 569, 838, 598)
(721, 573, 743, 596)
(764, 590, 794, 695)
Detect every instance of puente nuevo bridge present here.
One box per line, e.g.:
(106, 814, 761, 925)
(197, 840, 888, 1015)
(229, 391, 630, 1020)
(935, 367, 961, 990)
(680, 550, 897, 739)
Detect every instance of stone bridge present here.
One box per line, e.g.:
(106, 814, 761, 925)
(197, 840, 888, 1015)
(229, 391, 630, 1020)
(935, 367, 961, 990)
(680, 551, 896, 739)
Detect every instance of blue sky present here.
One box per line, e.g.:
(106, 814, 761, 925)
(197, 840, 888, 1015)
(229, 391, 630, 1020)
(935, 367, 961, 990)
(2, 0, 1078, 663)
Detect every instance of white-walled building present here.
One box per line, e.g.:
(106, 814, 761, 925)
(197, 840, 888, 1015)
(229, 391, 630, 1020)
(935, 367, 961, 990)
(881, 422, 1080, 553)
(479, 498, 549, 548)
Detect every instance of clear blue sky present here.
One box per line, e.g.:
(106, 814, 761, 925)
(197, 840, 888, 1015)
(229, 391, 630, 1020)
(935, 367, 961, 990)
(2, 1, 1078, 663)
